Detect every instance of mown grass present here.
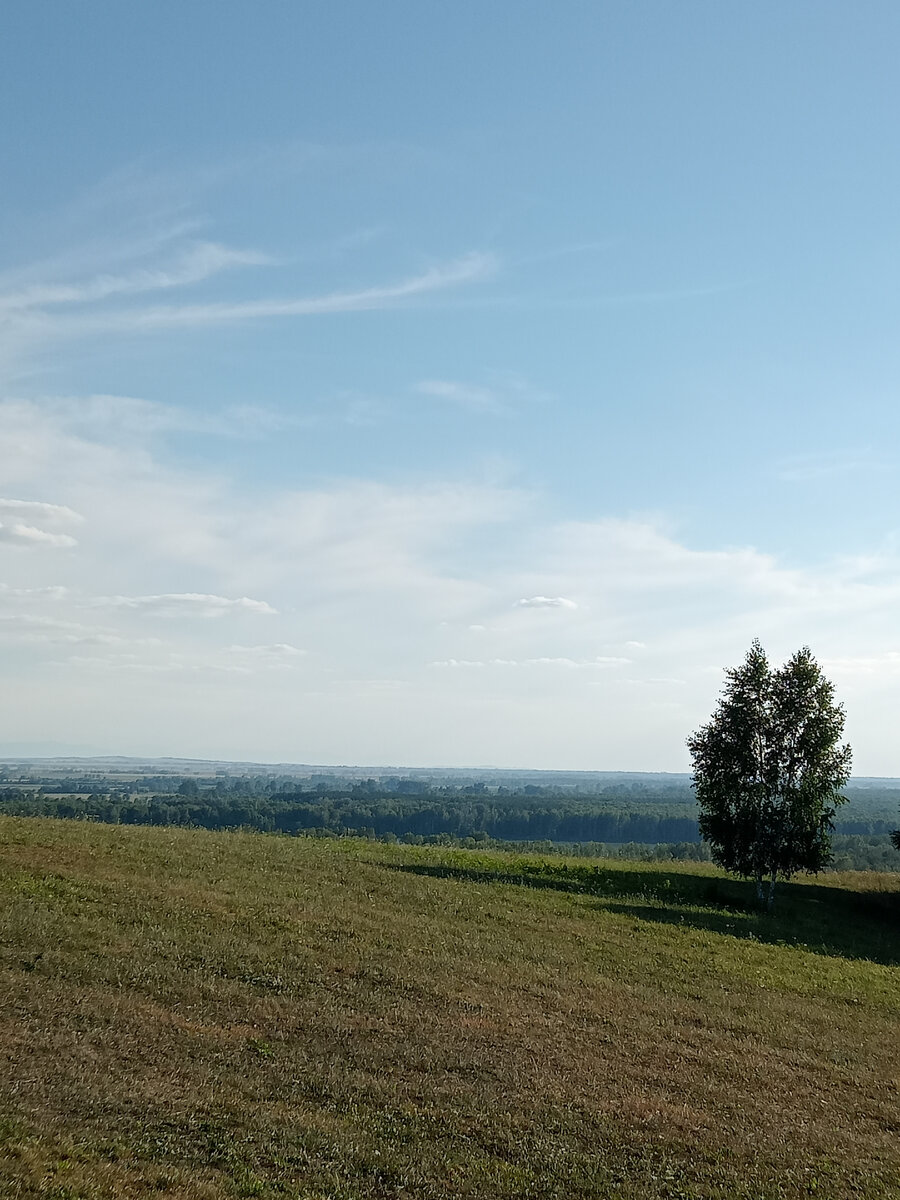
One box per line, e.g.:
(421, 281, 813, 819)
(0, 817, 897, 1199)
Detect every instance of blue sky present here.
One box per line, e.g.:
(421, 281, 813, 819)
(2, 3, 900, 770)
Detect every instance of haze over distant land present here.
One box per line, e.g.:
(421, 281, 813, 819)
(3, 5, 900, 772)
(1, 756, 898, 792)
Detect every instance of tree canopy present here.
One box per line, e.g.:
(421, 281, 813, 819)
(688, 640, 852, 905)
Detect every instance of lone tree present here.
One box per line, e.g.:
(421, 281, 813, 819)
(687, 640, 852, 907)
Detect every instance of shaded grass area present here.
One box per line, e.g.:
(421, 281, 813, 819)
(391, 858, 900, 965)
(0, 817, 898, 1199)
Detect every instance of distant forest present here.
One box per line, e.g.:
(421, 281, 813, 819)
(2, 765, 898, 872)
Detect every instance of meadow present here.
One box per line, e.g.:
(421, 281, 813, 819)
(0, 816, 898, 1199)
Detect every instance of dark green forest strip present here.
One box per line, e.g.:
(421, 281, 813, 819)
(2, 776, 899, 870)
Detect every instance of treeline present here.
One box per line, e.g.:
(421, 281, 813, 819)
(0, 786, 894, 838)
(0, 789, 699, 842)
(2, 785, 899, 872)
(271, 796, 705, 843)
(829, 834, 900, 873)
(0, 773, 701, 805)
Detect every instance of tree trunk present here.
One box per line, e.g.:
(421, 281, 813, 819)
(756, 874, 765, 905)
(766, 872, 777, 910)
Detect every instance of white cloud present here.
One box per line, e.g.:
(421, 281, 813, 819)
(0, 498, 83, 523)
(55, 653, 231, 675)
(0, 498, 82, 548)
(0, 395, 524, 612)
(0, 523, 77, 548)
(619, 677, 687, 687)
(516, 595, 578, 609)
(8, 391, 900, 768)
(0, 613, 157, 647)
(431, 659, 497, 668)
(528, 656, 630, 667)
(228, 642, 306, 659)
(95, 593, 277, 618)
(55, 641, 306, 676)
(223, 479, 524, 605)
(0, 584, 68, 600)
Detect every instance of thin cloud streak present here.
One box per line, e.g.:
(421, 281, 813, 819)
(776, 449, 888, 483)
(514, 238, 619, 267)
(55, 252, 497, 334)
(0, 242, 271, 313)
(417, 379, 505, 414)
(93, 593, 277, 617)
(431, 656, 629, 669)
(422, 279, 747, 313)
(0, 498, 83, 523)
(0, 524, 77, 548)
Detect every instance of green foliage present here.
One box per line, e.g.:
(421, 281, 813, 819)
(688, 641, 852, 898)
(4, 762, 900, 869)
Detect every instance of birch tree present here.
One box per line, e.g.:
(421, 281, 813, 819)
(687, 641, 852, 908)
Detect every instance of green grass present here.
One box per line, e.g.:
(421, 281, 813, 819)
(0, 817, 898, 1199)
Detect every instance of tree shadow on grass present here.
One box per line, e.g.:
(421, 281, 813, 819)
(386, 860, 900, 967)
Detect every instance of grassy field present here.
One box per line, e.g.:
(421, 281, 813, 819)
(0, 818, 898, 1199)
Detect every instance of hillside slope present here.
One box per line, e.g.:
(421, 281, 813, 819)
(0, 818, 898, 1199)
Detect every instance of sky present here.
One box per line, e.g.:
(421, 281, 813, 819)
(2, 2, 900, 771)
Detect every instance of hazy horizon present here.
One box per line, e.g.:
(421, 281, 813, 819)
(2, 750, 899, 788)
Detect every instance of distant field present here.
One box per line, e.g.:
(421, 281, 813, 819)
(1, 818, 898, 1199)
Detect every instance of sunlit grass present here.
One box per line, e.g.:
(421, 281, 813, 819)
(1, 817, 898, 1198)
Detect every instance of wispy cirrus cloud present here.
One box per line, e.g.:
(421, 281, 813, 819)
(514, 238, 618, 267)
(417, 379, 506, 414)
(0, 393, 330, 455)
(775, 449, 888, 483)
(58, 251, 496, 333)
(0, 241, 271, 314)
(0, 191, 497, 377)
(415, 373, 547, 416)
